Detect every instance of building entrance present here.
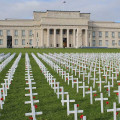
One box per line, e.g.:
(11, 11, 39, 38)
(63, 38, 67, 48)
(7, 36, 12, 48)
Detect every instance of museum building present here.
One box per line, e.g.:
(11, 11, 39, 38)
(0, 10, 120, 48)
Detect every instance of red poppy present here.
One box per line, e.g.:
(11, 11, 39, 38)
(106, 101, 109, 105)
(34, 105, 38, 109)
(77, 104, 79, 107)
(1, 90, 3, 93)
(0, 98, 3, 101)
(94, 94, 97, 97)
(116, 93, 119, 96)
(80, 115, 84, 119)
(29, 90, 30, 93)
(104, 77, 106, 79)
(106, 88, 108, 91)
(118, 83, 120, 85)
(66, 78, 68, 80)
(26, 81, 28, 83)
(52, 80, 54, 82)
(116, 112, 119, 115)
(29, 117, 33, 119)
(74, 80, 76, 82)
(88, 88, 90, 91)
(60, 89, 62, 92)
(33, 96, 36, 99)
(117, 74, 119, 76)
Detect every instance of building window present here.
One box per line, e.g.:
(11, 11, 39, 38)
(99, 40, 102, 46)
(105, 31, 108, 37)
(118, 32, 120, 38)
(29, 39, 32, 45)
(22, 39, 25, 45)
(15, 39, 18, 45)
(0, 30, 3, 36)
(69, 30, 73, 34)
(50, 29, 53, 34)
(22, 30, 25, 36)
(14, 30, 18, 36)
(112, 40, 115, 46)
(7, 30, 10, 36)
(92, 31, 95, 37)
(69, 44, 71, 47)
(37, 33, 38, 37)
(99, 31, 102, 37)
(112, 32, 115, 38)
(92, 40, 96, 46)
(63, 29, 66, 34)
(118, 40, 120, 46)
(105, 40, 109, 46)
(0, 39, 3, 45)
(56, 29, 60, 34)
(29, 30, 32, 36)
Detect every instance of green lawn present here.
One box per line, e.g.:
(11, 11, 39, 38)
(0, 48, 120, 120)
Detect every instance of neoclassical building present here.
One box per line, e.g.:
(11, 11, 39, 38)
(0, 10, 120, 48)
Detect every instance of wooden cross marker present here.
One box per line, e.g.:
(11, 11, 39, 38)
(95, 93, 108, 113)
(107, 102, 120, 120)
(86, 87, 96, 104)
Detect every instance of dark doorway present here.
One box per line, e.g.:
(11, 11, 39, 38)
(7, 36, 12, 48)
(63, 38, 67, 48)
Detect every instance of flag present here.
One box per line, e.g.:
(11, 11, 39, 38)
(63, 1, 66, 3)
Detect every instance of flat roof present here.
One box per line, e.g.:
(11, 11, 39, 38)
(33, 10, 80, 13)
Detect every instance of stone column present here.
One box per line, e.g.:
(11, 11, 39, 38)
(47, 28, 49, 47)
(67, 29, 69, 47)
(85, 29, 88, 47)
(60, 29, 63, 48)
(77, 28, 82, 48)
(73, 29, 76, 48)
(54, 29, 56, 47)
(41, 28, 43, 48)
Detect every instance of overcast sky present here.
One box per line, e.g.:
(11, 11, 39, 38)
(0, 0, 119, 21)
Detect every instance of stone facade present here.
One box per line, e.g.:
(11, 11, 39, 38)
(0, 10, 120, 48)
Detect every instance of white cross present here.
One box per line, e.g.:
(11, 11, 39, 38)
(96, 77, 105, 92)
(95, 93, 108, 113)
(0, 88, 4, 109)
(79, 82, 89, 97)
(69, 104, 83, 120)
(86, 87, 96, 104)
(107, 102, 120, 120)
(114, 86, 120, 103)
(104, 81, 111, 97)
(90, 68, 98, 88)
(61, 94, 75, 115)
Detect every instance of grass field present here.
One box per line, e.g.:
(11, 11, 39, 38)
(0, 48, 120, 120)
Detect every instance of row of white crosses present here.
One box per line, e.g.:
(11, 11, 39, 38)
(46, 53, 120, 90)
(0, 53, 16, 72)
(39, 53, 107, 108)
(0, 53, 21, 109)
(0, 53, 10, 62)
(25, 53, 42, 120)
(41, 53, 120, 120)
(38, 53, 95, 101)
(32, 53, 86, 120)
